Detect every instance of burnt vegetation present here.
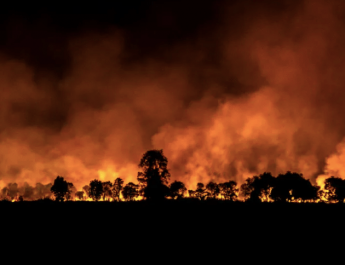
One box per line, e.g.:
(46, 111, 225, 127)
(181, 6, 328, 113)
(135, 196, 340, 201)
(0, 149, 344, 204)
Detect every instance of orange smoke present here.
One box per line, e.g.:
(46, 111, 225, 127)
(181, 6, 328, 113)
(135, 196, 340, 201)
(1, 0, 345, 192)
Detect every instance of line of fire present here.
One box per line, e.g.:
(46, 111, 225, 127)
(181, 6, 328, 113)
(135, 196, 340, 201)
(0, 149, 343, 203)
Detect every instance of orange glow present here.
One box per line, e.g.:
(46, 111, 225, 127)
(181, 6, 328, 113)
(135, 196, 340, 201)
(1, 1, 345, 199)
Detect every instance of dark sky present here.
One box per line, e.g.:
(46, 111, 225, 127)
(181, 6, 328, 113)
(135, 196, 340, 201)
(0, 1, 221, 73)
(0, 0, 293, 78)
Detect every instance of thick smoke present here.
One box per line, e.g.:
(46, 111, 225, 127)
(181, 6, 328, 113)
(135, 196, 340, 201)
(0, 0, 345, 191)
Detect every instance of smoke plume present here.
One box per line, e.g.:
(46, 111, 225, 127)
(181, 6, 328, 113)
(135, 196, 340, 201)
(0, 0, 345, 191)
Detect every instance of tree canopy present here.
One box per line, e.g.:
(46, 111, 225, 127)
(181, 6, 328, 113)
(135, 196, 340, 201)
(51, 176, 74, 202)
(88, 179, 103, 201)
(137, 149, 171, 201)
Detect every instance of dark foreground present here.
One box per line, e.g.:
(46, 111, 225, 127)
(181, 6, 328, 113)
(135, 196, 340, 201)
(2, 200, 344, 256)
(3, 199, 345, 226)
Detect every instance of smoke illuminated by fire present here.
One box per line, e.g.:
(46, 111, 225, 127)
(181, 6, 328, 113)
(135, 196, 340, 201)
(1, 0, 345, 193)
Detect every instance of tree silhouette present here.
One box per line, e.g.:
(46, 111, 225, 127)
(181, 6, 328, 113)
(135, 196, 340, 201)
(51, 176, 74, 202)
(291, 178, 319, 202)
(324, 177, 345, 203)
(219, 181, 238, 201)
(195, 183, 207, 200)
(240, 178, 256, 201)
(102, 181, 113, 201)
(137, 149, 171, 201)
(88, 180, 103, 201)
(241, 173, 275, 202)
(112, 178, 124, 201)
(206, 181, 220, 199)
(169, 181, 187, 199)
(270, 172, 318, 202)
(66, 183, 76, 201)
(270, 173, 293, 202)
(122, 182, 139, 201)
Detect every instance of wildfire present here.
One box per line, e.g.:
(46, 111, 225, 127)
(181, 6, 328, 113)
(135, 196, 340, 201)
(1, 1, 345, 205)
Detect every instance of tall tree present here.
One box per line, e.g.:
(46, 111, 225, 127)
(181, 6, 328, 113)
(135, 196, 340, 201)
(169, 181, 187, 199)
(122, 182, 139, 201)
(51, 176, 73, 202)
(88, 180, 103, 201)
(137, 149, 171, 200)
(112, 178, 124, 201)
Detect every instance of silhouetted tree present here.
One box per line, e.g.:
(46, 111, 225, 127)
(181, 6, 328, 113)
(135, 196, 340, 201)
(270, 173, 293, 202)
(195, 183, 207, 200)
(112, 178, 124, 201)
(88, 180, 103, 201)
(66, 183, 76, 201)
(219, 181, 238, 201)
(170, 181, 187, 199)
(206, 181, 220, 199)
(292, 178, 319, 202)
(270, 172, 318, 202)
(51, 176, 73, 202)
(324, 177, 345, 203)
(241, 178, 256, 201)
(102, 181, 113, 201)
(241, 173, 275, 202)
(137, 149, 171, 200)
(122, 182, 139, 201)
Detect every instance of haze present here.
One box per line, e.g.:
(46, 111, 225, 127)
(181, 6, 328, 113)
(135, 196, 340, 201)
(0, 0, 344, 190)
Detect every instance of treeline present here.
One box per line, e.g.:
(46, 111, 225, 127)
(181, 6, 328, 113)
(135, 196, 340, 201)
(1, 182, 52, 201)
(1, 149, 345, 203)
(46, 171, 345, 203)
